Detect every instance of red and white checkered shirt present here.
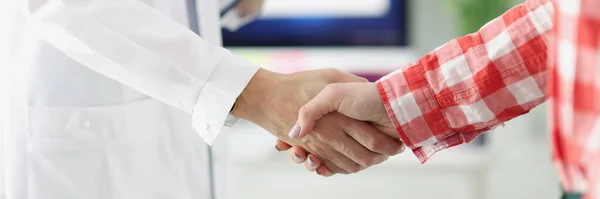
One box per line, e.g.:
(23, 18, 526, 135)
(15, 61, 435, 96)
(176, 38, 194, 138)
(376, 0, 600, 197)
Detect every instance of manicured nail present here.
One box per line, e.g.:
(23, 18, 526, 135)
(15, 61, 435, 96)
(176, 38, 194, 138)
(400, 144, 406, 153)
(307, 156, 316, 168)
(293, 153, 302, 162)
(288, 124, 301, 138)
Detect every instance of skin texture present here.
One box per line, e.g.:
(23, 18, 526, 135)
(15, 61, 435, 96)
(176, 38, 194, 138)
(284, 82, 405, 175)
(296, 82, 398, 139)
(233, 69, 404, 174)
(232, 0, 265, 17)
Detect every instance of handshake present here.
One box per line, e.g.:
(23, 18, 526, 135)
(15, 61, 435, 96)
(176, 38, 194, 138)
(232, 68, 406, 177)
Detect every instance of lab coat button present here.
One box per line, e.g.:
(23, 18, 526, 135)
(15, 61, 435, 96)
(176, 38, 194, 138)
(195, 121, 209, 131)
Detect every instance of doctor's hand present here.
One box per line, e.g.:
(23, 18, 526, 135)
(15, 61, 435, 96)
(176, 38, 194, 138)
(232, 69, 404, 175)
(222, 0, 265, 31)
(232, 0, 265, 18)
(288, 82, 405, 173)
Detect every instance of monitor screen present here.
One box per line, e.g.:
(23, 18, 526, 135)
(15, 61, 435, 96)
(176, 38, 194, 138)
(222, 0, 409, 47)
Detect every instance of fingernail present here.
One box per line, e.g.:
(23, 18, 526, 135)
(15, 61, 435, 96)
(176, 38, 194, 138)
(275, 145, 281, 151)
(293, 153, 302, 162)
(288, 124, 301, 138)
(307, 156, 316, 168)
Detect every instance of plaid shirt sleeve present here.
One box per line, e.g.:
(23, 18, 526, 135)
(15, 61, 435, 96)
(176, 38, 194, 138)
(551, 0, 600, 197)
(376, 0, 554, 163)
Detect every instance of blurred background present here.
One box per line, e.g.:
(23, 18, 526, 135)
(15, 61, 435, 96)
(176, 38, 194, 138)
(217, 0, 560, 199)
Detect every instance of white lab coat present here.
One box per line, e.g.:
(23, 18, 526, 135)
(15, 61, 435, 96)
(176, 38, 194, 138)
(0, 0, 259, 198)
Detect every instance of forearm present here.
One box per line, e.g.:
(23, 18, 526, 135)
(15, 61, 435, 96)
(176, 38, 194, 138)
(377, 0, 554, 163)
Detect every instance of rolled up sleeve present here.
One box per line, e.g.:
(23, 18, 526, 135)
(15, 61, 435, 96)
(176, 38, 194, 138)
(376, 0, 553, 163)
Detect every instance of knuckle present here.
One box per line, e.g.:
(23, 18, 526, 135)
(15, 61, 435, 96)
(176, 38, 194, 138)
(324, 68, 343, 75)
(338, 142, 352, 155)
(325, 162, 348, 174)
(323, 83, 340, 93)
(381, 155, 390, 163)
(365, 156, 380, 166)
(299, 136, 313, 145)
(356, 160, 369, 168)
(391, 141, 405, 155)
(359, 155, 381, 167)
(298, 106, 309, 117)
(365, 137, 390, 155)
(312, 130, 329, 142)
(366, 138, 383, 152)
(323, 68, 344, 81)
(373, 139, 401, 156)
(374, 155, 388, 165)
(337, 170, 350, 175)
(348, 165, 362, 173)
(394, 145, 405, 155)
(357, 77, 369, 82)
(398, 147, 407, 155)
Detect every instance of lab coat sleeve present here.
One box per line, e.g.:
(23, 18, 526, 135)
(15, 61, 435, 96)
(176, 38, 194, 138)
(19, 0, 259, 145)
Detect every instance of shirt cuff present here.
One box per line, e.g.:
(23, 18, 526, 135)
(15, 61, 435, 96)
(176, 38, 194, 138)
(376, 65, 481, 163)
(192, 51, 259, 146)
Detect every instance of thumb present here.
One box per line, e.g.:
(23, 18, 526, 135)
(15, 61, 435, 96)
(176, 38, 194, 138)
(336, 70, 369, 83)
(340, 74, 369, 83)
(289, 84, 345, 138)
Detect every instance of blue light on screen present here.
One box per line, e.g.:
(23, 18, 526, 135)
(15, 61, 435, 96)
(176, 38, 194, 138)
(222, 0, 408, 47)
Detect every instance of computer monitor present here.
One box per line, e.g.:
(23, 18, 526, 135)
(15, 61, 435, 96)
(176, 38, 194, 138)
(222, 0, 409, 47)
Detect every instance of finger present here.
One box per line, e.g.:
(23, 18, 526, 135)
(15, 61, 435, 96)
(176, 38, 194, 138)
(233, 0, 265, 17)
(301, 114, 370, 173)
(305, 141, 352, 174)
(275, 139, 292, 151)
(316, 113, 387, 169)
(317, 158, 349, 175)
(304, 154, 322, 172)
(343, 120, 405, 156)
(304, 156, 337, 177)
(334, 132, 388, 168)
(316, 165, 335, 177)
(293, 85, 342, 138)
(289, 147, 307, 164)
(320, 151, 359, 174)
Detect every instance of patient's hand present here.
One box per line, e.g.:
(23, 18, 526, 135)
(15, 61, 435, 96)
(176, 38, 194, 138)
(278, 82, 405, 176)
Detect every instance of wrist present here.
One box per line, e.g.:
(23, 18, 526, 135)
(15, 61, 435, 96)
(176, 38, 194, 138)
(232, 68, 282, 123)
